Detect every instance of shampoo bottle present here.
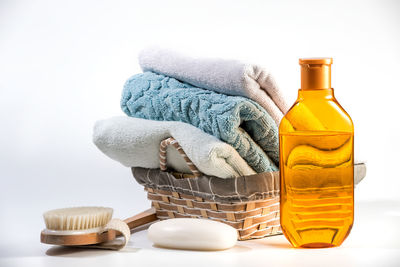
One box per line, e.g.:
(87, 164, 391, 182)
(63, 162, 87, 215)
(279, 58, 354, 248)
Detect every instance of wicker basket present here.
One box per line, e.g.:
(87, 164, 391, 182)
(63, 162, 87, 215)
(132, 137, 282, 240)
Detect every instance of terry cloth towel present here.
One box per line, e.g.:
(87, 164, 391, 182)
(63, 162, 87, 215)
(93, 116, 256, 179)
(139, 47, 290, 125)
(121, 72, 279, 173)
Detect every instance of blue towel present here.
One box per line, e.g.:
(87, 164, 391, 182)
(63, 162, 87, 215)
(121, 72, 279, 173)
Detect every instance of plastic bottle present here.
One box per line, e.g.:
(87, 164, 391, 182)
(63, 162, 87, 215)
(279, 58, 354, 248)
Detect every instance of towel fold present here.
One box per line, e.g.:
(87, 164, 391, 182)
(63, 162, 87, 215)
(139, 47, 290, 124)
(121, 72, 279, 173)
(93, 116, 256, 178)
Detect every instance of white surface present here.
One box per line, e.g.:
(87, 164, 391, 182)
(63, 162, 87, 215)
(1, 0, 400, 266)
(1, 201, 399, 267)
(148, 218, 238, 250)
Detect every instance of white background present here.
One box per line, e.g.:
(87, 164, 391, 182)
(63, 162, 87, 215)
(1, 0, 400, 266)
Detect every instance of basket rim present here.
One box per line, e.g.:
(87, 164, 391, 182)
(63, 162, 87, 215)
(132, 167, 280, 203)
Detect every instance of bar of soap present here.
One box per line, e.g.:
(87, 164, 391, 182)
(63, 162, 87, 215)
(148, 218, 237, 251)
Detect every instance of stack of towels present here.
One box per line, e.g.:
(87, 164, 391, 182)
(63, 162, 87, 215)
(93, 47, 291, 178)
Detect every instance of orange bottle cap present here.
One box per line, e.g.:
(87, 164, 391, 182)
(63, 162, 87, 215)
(299, 58, 332, 90)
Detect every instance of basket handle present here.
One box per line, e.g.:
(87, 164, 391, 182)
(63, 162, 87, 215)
(159, 137, 202, 177)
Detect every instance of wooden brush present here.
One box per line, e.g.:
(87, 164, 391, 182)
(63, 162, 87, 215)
(41, 207, 157, 249)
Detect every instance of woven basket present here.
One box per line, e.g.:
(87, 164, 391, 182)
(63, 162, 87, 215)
(132, 137, 282, 240)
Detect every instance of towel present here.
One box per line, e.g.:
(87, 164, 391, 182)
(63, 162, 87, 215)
(120, 72, 279, 173)
(139, 47, 290, 125)
(93, 116, 256, 178)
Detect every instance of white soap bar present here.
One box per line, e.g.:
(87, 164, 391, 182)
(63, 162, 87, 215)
(148, 218, 237, 251)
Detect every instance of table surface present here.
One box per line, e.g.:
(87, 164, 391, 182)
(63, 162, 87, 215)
(1, 200, 399, 267)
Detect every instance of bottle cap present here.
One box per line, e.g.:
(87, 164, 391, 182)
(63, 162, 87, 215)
(299, 58, 332, 89)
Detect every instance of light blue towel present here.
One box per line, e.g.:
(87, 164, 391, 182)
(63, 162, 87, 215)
(121, 72, 279, 173)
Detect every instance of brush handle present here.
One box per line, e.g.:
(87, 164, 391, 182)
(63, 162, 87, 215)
(86, 208, 158, 249)
(123, 208, 158, 230)
(91, 208, 158, 248)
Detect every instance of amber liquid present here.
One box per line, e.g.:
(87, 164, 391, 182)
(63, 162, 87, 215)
(280, 131, 354, 248)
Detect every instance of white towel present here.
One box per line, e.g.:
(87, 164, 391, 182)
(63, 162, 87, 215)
(93, 117, 256, 178)
(139, 47, 290, 125)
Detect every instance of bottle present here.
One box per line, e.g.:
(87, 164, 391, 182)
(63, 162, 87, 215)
(279, 58, 354, 248)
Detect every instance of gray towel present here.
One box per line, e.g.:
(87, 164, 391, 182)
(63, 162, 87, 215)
(139, 47, 290, 125)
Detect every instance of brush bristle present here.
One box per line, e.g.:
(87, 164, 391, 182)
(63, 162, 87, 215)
(43, 207, 113, 231)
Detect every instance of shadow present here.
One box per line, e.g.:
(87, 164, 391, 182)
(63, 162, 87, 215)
(260, 240, 293, 249)
(151, 243, 252, 253)
(130, 221, 155, 234)
(256, 239, 336, 249)
(243, 235, 293, 250)
(228, 244, 253, 252)
(45, 246, 113, 257)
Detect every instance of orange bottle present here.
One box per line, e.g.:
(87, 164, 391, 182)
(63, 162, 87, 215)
(279, 58, 354, 248)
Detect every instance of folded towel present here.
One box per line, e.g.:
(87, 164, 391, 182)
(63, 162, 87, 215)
(139, 47, 290, 125)
(121, 72, 279, 173)
(93, 116, 256, 178)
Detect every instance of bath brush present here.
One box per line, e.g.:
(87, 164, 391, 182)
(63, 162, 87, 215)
(41, 207, 157, 250)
